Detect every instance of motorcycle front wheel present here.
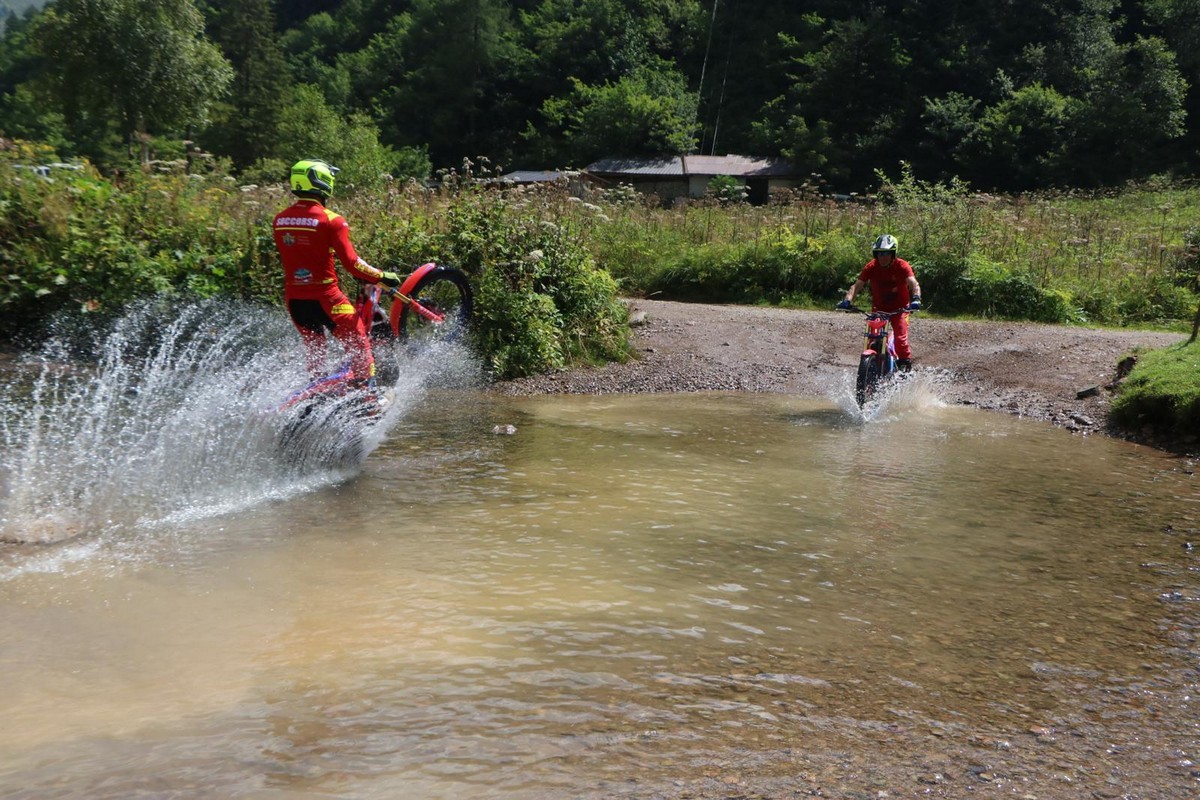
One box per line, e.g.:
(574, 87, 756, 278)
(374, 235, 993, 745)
(397, 267, 473, 346)
(856, 354, 883, 407)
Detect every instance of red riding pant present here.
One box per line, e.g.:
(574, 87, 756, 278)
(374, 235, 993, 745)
(888, 310, 912, 360)
(286, 286, 375, 382)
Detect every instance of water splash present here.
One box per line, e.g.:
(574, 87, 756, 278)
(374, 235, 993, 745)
(0, 299, 473, 545)
(835, 369, 948, 423)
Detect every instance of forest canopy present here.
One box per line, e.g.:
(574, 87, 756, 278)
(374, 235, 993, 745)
(0, 0, 1198, 193)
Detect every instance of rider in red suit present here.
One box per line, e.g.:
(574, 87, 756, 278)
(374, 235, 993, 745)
(838, 234, 923, 369)
(272, 159, 400, 388)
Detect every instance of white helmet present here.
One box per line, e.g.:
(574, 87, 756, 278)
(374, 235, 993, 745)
(872, 234, 898, 255)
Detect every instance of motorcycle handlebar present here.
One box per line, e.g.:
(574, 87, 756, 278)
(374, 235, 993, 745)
(837, 305, 918, 316)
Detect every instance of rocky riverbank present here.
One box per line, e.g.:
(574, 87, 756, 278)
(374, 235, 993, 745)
(492, 299, 1193, 454)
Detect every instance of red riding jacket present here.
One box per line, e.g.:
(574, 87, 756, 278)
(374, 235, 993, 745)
(272, 199, 382, 299)
(857, 257, 916, 312)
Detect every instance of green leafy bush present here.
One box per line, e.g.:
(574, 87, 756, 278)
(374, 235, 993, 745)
(428, 178, 631, 377)
(1112, 273, 1197, 326)
(0, 157, 280, 336)
(953, 259, 1075, 322)
(707, 175, 748, 205)
(638, 228, 860, 307)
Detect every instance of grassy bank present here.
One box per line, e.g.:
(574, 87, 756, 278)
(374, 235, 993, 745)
(1110, 338, 1200, 446)
(588, 170, 1200, 328)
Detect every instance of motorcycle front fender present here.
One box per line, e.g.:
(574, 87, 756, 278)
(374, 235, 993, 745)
(397, 262, 439, 296)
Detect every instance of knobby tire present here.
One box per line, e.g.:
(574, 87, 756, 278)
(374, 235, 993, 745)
(398, 268, 473, 345)
(856, 355, 882, 408)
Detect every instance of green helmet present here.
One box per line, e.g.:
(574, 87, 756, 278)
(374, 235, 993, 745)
(290, 159, 340, 198)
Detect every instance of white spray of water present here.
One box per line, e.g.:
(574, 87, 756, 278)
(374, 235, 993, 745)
(0, 299, 472, 546)
(834, 369, 949, 424)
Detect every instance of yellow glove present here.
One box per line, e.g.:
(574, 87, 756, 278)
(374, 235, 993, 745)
(379, 271, 401, 288)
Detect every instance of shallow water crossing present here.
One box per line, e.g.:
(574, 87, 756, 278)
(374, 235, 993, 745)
(1, 379, 1198, 797)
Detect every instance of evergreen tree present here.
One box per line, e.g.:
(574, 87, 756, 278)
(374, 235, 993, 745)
(202, 0, 292, 169)
(383, 0, 517, 167)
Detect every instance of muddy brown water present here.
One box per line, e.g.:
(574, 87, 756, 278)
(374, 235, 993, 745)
(1, 387, 1197, 798)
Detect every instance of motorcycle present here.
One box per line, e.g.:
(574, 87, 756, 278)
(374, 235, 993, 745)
(838, 305, 914, 408)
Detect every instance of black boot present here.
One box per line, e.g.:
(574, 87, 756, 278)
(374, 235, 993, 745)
(897, 358, 912, 373)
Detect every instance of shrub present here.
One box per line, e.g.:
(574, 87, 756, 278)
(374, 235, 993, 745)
(473, 271, 566, 378)
(378, 174, 632, 378)
(909, 251, 970, 310)
(0, 158, 281, 337)
(707, 175, 748, 205)
(448, 211, 632, 378)
(1113, 273, 1197, 326)
(638, 228, 860, 306)
(907, 252, 1074, 322)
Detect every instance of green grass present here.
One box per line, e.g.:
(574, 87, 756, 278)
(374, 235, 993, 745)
(1110, 337, 1200, 444)
(584, 177, 1200, 329)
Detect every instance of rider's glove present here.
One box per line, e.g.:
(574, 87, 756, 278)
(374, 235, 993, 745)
(907, 296, 922, 311)
(379, 271, 401, 288)
(836, 299, 852, 310)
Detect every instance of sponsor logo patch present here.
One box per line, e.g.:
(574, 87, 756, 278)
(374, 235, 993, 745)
(293, 269, 313, 284)
(275, 216, 320, 228)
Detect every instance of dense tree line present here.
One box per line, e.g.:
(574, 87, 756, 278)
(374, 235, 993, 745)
(0, 0, 1197, 192)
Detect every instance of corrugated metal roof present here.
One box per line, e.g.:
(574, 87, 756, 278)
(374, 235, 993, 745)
(585, 155, 801, 178)
(585, 157, 684, 176)
(683, 155, 798, 177)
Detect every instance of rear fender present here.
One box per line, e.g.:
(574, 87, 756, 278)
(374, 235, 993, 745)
(355, 283, 382, 331)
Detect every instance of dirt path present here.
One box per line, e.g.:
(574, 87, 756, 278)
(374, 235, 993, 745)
(494, 299, 1191, 450)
